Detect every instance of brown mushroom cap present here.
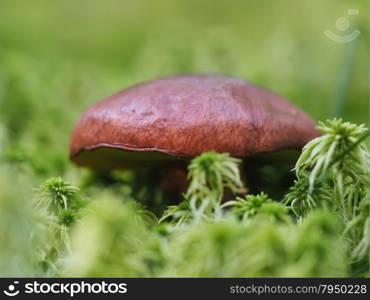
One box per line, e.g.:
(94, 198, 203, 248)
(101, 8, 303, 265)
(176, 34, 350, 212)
(70, 74, 320, 169)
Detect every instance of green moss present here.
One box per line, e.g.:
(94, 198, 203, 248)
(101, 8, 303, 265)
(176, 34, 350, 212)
(0, 0, 368, 278)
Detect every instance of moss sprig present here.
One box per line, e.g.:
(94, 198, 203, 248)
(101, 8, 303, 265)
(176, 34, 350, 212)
(286, 119, 370, 263)
(36, 177, 84, 275)
(185, 151, 244, 220)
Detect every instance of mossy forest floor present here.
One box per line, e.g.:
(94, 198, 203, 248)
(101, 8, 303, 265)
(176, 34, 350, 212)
(0, 0, 368, 277)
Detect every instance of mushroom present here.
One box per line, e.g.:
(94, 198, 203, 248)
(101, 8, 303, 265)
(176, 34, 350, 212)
(70, 74, 320, 199)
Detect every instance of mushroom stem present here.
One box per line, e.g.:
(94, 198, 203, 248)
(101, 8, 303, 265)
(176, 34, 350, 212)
(160, 166, 189, 195)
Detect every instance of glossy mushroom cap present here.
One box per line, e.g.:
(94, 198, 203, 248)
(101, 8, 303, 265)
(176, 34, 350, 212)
(70, 74, 321, 169)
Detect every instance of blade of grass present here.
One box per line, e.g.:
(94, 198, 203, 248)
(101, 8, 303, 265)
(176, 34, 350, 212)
(331, 38, 359, 118)
(332, 39, 358, 118)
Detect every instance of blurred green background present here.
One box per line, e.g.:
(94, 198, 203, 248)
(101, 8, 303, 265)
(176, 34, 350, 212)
(0, 0, 368, 178)
(0, 0, 368, 277)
